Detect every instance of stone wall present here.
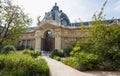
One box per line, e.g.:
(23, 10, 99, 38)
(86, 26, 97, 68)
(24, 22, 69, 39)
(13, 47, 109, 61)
(60, 28, 88, 49)
(20, 32, 35, 49)
(20, 24, 88, 51)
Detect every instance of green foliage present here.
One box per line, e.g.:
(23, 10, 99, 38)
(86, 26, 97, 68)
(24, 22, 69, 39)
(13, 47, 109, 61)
(75, 52, 100, 71)
(62, 47, 72, 57)
(49, 49, 58, 58)
(71, 24, 120, 70)
(2, 45, 16, 54)
(65, 0, 120, 71)
(85, 7, 120, 70)
(16, 45, 25, 50)
(72, 22, 120, 70)
(63, 52, 100, 71)
(0, 53, 49, 76)
(53, 56, 61, 61)
(50, 48, 72, 59)
(0, 0, 32, 48)
(70, 41, 81, 56)
(89, 24, 120, 56)
(49, 49, 64, 58)
(22, 49, 41, 58)
(97, 50, 120, 70)
(62, 57, 79, 69)
(0, 71, 13, 76)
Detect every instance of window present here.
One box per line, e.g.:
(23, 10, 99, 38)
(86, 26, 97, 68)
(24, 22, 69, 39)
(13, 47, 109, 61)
(27, 40, 31, 48)
(22, 40, 26, 47)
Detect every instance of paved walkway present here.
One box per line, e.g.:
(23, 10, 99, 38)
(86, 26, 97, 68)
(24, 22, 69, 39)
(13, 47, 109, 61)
(43, 56, 120, 76)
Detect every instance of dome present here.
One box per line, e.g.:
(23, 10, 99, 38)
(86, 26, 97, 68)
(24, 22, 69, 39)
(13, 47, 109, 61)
(42, 3, 71, 26)
(60, 12, 70, 26)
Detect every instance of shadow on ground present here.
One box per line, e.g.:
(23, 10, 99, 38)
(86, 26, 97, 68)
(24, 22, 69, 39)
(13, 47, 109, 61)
(84, 71, 120, 76)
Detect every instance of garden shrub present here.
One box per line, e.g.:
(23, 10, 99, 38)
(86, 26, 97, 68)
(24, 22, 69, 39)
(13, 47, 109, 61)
(2, 45, 16, 54)
(53, 56, 61, 61)
(70, 41, 81, 56)
(31, 51, 41, 58)
(50, 49, 64, 58)
(63, 47, 72, 57)
(0, 54, 49, 76)
(22, 49, 41, 58)
(57, 50, 64, 57)
(62, 1, 120, 71)
(50, 48, 72, 58)
(62, 57, 79, 69)
(75, 52, 100, 71)
(98, 50, 120, 70)
(0, 54, 5, 70)
(16, 45, 25, 50)
(99, 60, 117, 71)
(0, 71, 13, 76)
(113, 51, 120, 67)
(49, 49, 58, 58)
(63, 52, 100, 71)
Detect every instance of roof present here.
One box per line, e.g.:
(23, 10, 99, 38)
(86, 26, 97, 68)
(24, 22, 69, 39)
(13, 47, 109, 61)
(70, 19, 120, 27)
(28, 19, 120, 32)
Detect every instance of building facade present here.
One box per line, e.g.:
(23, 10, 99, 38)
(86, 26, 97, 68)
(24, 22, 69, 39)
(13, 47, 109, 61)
(20, 3, 120, 51)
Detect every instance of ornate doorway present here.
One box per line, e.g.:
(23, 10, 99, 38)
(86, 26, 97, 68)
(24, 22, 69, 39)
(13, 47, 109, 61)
(41, 30, 55, 51)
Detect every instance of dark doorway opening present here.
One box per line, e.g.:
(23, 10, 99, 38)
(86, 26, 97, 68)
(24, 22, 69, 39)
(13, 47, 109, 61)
(41, 30, 55, 52)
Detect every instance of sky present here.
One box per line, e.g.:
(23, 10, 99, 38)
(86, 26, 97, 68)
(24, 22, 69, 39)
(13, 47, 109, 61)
(12, 0, 120, 27)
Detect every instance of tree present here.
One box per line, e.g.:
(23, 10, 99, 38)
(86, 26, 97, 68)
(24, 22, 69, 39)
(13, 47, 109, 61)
(0, 0, 31, 49)
(89, 0, 120, 55)
(70, 0, 120, 70)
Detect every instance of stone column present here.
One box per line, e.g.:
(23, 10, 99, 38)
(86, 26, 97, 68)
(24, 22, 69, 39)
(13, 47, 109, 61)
(55, 37, 61, 50)
(55, 29, 62, 50)
(35, 37, 41, 51)
(35, 30, 42, 51)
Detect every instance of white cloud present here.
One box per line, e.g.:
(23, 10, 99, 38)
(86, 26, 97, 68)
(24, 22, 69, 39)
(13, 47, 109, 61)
(13, 0, 61, 26)
(115, 1, 120, 12)
(13, 0, 87, 26)
(12, 0, 120, 26)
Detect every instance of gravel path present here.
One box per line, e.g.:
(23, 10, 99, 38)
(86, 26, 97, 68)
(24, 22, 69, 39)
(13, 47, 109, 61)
(43, 56, 120, 76)
(43, 56, 94, 76)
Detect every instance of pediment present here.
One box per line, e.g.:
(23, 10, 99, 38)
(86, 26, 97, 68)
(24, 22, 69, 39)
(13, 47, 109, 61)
(35, 23, 59, 30)
(35, 22, 81, 32)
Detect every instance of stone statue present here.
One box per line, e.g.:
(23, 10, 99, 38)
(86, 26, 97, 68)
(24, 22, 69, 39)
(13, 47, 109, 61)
(58, 11, 62, 25)
(44, 12, 52, 20)
(58, 12, 62, 18)
(37, 16, 41, 25)
(37, 16, 41, 22)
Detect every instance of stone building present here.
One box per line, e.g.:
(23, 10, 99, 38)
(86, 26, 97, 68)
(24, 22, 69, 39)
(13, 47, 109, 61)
(20, 3, 120, 51)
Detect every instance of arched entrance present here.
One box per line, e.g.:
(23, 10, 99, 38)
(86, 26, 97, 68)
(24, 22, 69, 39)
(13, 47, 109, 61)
(41, 30, 55, 51)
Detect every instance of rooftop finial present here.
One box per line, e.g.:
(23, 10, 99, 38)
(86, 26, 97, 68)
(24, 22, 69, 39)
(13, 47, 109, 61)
(55, 3, 57, 6)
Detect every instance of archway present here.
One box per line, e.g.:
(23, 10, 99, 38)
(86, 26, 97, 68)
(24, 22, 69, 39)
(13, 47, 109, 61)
(41, 30, 55, 52)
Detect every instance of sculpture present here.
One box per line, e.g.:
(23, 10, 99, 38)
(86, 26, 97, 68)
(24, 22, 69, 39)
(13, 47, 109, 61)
(37, 16, 41, 25)
(58, 11, 62, 19)
(57, 11, 62, 25)
(37, 16, 41, 22)
(44, 12, 52, 20)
